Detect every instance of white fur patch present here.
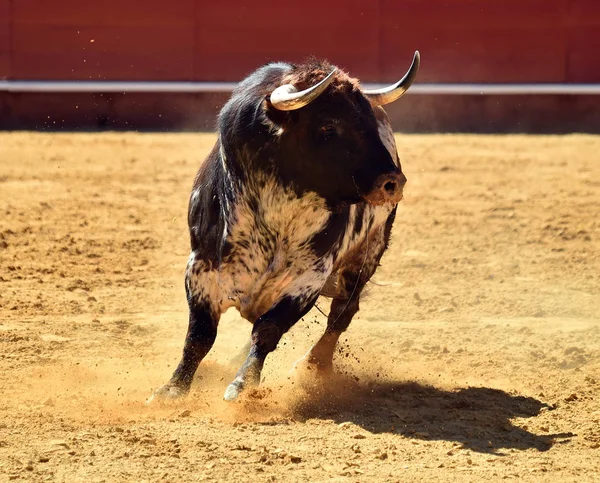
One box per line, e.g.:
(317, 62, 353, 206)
(187, 175, 332, 321)
(187, 112, 402, 323)
(373, 106, 400, 167)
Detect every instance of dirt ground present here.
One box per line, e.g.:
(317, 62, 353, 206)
(1, 132, 599, 482)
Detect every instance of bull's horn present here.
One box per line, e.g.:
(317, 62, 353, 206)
(364, 51, 420, 106)
(269, 68, 337, 111)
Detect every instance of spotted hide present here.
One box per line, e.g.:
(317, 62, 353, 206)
(150, 55, 419, 403)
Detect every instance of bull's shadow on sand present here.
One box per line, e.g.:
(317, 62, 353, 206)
(236, 373, 573, 455)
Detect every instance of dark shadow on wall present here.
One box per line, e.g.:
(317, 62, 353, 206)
(1, 92, 600, 133)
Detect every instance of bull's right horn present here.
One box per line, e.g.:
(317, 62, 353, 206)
(269, 69, 337, 111)
(364, 51, 420, 106)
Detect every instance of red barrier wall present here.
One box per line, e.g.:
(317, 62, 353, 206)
(0, 0, 9, 78)
(1, 0, 599, 83)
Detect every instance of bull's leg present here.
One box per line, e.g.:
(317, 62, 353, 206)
(298, 271, 366, 373)
(300, 215, 395, 373)
(224, 293, 319, 401)
(148, 265, 221, 403)
(148, 298, 219, 402)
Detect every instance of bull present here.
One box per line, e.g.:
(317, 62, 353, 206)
(150, 51, 420, 402)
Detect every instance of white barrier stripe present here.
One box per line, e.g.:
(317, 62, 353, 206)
(0, 81, 238, 93)
(0, 80, 599, 95)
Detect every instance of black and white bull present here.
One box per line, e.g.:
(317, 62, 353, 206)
(150, 51, 420, 402)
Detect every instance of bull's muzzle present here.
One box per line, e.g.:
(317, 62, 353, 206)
(363, 171, 407, 205)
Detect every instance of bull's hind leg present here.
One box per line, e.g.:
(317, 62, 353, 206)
(148, 265, 221, 403)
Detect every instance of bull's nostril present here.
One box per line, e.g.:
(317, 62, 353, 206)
(384, 181, 397, 194)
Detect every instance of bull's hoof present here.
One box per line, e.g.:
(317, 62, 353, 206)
(146, 384, 188, 405)
(223, 381, 244, 402)
(290, 352, 333, 378)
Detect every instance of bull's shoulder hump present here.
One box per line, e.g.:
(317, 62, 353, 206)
(236, 62, 293, 93)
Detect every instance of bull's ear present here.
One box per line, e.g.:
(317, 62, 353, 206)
(263, 97, 293, 132)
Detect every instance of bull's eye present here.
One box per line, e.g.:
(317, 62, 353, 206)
(320, 124, 339, 140)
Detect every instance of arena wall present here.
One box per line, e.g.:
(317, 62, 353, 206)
(1, 0, 599, 131)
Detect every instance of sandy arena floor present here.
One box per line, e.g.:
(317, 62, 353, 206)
(1, 132, 599, 482)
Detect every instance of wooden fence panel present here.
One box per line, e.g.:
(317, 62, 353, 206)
(11, 0, 195, 27)
(194, 0, 381, 81)
(11, 26, 194, 80)
(569, 0, 600, 22)
(381, 0, 570, 83)
(11, 0, 195, 80)
(2, 0, 600, 83)
(567, 0, 600, 81)
(0, 0, 9, 79)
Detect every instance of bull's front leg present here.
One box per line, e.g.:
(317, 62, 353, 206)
(288, 269, 367, 378)
(298, 219, 393, 374)
(148, 262, 221, 403)
(223, 274, 326, 401)
(302, 273, 365, 372)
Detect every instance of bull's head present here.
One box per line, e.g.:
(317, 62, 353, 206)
(265, 51, 420, 207)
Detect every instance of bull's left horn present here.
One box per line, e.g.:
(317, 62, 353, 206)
(269, 68, 337, 111)
(364, 51, 420, 106)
